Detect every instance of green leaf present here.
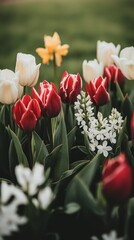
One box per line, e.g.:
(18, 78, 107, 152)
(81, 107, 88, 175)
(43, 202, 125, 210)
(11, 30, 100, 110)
(67, 126, 77, 150)
(83, 132, 95, 159)
(8, 127, 28, 167)
(96, 183, 107, 210)
(32, 131, 49, 165)
(115, 81, 124, 101)
(65, 154, 104, 215)
(125, 198, 134, 240)
(45, 144, 62, 170)
(121, 94, 133, 138)
(53, 108, 69, 181)
(115, 117, 127, 154)
(0, 122, 10, 180)
(0, 104, 10, 126)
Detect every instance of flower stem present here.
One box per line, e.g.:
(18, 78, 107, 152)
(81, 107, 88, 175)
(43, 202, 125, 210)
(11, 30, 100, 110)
(27, 132, 33, 169)
(53, 55, 58, 88)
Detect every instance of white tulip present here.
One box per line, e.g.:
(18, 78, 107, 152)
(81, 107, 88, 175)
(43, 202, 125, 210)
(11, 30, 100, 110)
(15, 53, 41, 87)
(97, 40, 120, 67)
(0, 69, 21, 104)
(82, 59, 104, 83)
(112, 46, 134, 80)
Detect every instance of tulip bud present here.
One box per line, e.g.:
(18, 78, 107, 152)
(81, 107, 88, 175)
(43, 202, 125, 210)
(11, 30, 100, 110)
(32, 80, 61, 118)
(86, 76, 110, 106)
(112, 46, 134, 80)
(104, 64, 126, 89)
(0, 69, 22, 104)
(102, 152, 133, 204)
(97, 40, 120, 67)
(59, 71, 82, 104)
(15, 53, 41, 87)
(13, 94, 41, 132)
(82, 59, 104, 83)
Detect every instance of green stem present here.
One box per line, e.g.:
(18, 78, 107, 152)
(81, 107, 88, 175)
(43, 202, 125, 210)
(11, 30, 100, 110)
(24, 86, 27, 95)
(27, 132, 33, 169)
(53, 55, 58, 88)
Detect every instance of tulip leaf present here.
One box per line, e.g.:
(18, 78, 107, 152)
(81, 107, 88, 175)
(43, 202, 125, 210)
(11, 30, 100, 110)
(0, 104, 10, 126)
(115, 81, 124, 101)
(121, 94, 133, 138)
(0, 122, 10, 180)
(45, 144, 62, 170)
(8, 127, 28, 167)
(83, 132, 95, 159)
(115, 117, 127, 154)
(125, 198, 134, 240)
(32, 131, 49, 165)
(67, 126, 77, 151)
(65, 154, 104, 215)
(53, 108, 69, 181)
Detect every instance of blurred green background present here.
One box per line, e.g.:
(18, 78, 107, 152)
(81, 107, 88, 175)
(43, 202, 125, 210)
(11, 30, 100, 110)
(0, 0, 134, 90)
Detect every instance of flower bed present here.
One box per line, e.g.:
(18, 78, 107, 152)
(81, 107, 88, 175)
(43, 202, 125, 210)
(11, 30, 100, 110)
(0, 32, 134, 240)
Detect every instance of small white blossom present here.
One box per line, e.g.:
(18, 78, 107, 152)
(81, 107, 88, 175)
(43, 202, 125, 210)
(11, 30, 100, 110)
(97, 141, 112, 157)
(74, 92, 124, 157)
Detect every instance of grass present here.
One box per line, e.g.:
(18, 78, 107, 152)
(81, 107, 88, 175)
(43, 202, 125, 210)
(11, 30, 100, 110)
(0, 0, 134, 91)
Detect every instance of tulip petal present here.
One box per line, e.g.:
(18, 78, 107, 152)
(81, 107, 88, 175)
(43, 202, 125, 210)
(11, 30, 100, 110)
(44, 89, 61, 118)
(27, 99, 41, 119)
(13, 100, 26, 126)
(22, 94, 31, 107)
(93, 85, 110, 106)
(0, 81, 18, 104)
(20, 109, 37, 132)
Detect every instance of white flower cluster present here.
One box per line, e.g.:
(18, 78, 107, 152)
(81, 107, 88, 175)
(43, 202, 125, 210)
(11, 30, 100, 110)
(74, 91, 124, 157)
(0, 163, 53, 240)
(91, 230, 124, 240)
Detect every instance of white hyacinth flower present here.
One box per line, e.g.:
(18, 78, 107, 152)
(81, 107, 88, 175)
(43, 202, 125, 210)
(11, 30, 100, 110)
(82, 59, 104, 83)
(112, 46, 134, 80)
(0, 202, 27, 239)
(74, 91, 124, 158)
(97, 140, 112, 157)
(97, 40, 120, 67)
(15, 163, 45, 195)
(0, 69, 22, 104)
(1, 181, 27, 206)
(15, 53, 41, 87)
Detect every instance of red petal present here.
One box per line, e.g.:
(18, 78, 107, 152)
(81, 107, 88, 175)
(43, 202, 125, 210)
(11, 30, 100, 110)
(22, 94, 31, 107)
(45, 89, 61, 117)
(27, 99, 41, 119)
(20, 109, 37, 132)
(13, 100, 26, 126)
(95, 76, 103, 88)
(94, 85, 110, 106)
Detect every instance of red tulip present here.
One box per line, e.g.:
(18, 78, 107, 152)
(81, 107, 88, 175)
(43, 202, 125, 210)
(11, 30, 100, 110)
(102, 152, 133, 204)
(104, 64, 125, 88)
(32, 80, 61, 118)
(13, 94, 41, 132)
(59, 71, 82, 104)
(86, 76, 110, 106)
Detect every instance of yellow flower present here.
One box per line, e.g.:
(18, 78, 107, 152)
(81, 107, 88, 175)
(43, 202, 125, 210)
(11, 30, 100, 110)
(36, 32, 69, 66)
